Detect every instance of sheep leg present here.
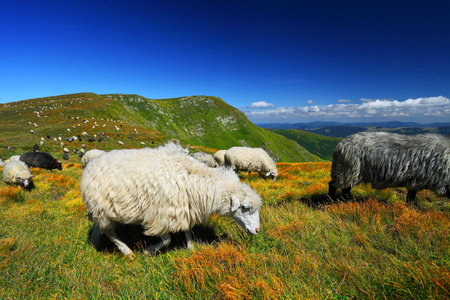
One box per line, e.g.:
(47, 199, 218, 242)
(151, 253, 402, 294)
(90, 224, 102, 248)
(328, 181, 337, 200)
(342, 187, 352, 200)
(406, 190, 417, 204)
(184, 230, 194, 249)
(103, 228, 135, 259)
(144, 233, 171, 254)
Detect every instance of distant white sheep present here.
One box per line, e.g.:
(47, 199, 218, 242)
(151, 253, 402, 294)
(191, 151, 217, 168)
(214, 150, 227, 166)
(80, 142, 262, 258)
(2, 161, 34, 189)
(81, 149, 106, 167)
(329, 132, 450, 203)
(224, 147, 278, 180)
(4, 155, 20, 164)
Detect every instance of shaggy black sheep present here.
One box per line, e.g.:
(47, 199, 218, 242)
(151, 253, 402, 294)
(20, 152, 62, 171)
(329, 132, 450, 203)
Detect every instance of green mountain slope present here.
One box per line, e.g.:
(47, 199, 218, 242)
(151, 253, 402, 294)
(270, 129, 342, 161)
(0, 93, 320, 162)
(104, 94, 320, 162)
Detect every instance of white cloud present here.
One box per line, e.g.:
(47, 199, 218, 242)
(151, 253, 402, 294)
(246, 101, 275, 109)
(338, 99, 351, 103)
(306, 100, 314, 105)
(243, 96, 450, 123)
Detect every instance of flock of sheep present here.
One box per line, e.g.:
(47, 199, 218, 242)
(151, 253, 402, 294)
(1, 130, 450, 258)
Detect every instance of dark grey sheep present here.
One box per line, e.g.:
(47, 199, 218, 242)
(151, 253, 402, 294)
(20, 152, 62, 171)
(329, 132, 450, 203)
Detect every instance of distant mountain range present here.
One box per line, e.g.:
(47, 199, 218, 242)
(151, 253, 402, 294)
(257, 121, 450, 138)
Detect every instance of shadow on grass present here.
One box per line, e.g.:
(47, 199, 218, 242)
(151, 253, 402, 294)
(294, 193, 372, 209)
(87, 223, 228, 256)
(295, 192, 440, 210)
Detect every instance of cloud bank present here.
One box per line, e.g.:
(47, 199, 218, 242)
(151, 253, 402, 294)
(243, 96, 450, 123)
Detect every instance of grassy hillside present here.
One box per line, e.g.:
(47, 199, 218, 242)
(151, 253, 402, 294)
(0, 93, 319, 163)
(0, 93, 167, 163)
(0, 162, 448, 299)
(270, 129, 342, 161)
(104, 94, 319, 162)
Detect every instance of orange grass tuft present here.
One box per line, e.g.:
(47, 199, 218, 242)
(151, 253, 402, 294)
(64, 190, 86, 214)
(0, 238, 15, 256)
(45, 173, 75, 187)
(0, 186, 25, 202)
(175, 243, 253, 298)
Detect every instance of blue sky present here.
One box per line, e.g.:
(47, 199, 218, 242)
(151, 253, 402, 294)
(1, 0, 449, 123)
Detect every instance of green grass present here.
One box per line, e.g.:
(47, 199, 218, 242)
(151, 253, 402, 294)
(0, 163, 448, 299)
(270, 129, 342, 161)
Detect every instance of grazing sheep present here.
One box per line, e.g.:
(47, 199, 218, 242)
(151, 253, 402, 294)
(63, 153, 69, 160)
(80, 142, 262, 258)
(224, 147, 278, 181)
(118, 141, 124, 145)
(19, 152, 62, 171)
(33, 144, 39, 152)
(81, 149, 106, 167)
(328, 132, 450, 203)
(214, 150, 227, 166)
(63, 148, 70, 153)
(2, 161, 34, 190)
(191, 151, 217, 168)
(4, 155, 20, 164)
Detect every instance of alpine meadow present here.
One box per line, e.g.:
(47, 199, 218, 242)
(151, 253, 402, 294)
(0, 93, 449, 299)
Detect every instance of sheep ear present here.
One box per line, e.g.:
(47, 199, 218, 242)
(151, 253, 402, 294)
(266, 172, 271, 177)
(231, 195, 240, 212)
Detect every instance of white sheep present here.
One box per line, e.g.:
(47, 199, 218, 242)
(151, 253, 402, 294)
(81, 149, 106, 167)
(191, 151, 217, 168)
(80, 142, 262, 258)
(224, 147, 278, 181)
(0, 158, 4, 167)
(2, 161, 34, 189)
(4, 155, 21, 164)
(214, 150, 227, 166)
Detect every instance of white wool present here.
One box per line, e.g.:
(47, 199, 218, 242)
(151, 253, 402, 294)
(191, 151, 217, 168)
(80, 142, 262, 256)
(224, 147, 278, 180)
(4, 155, 21, 164)
(81, 149, 106, 167)
(214, 150, 227, 166)
(2, 161, 32, 186)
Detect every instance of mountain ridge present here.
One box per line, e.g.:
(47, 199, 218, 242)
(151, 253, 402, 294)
(0, 93, 320, 163)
